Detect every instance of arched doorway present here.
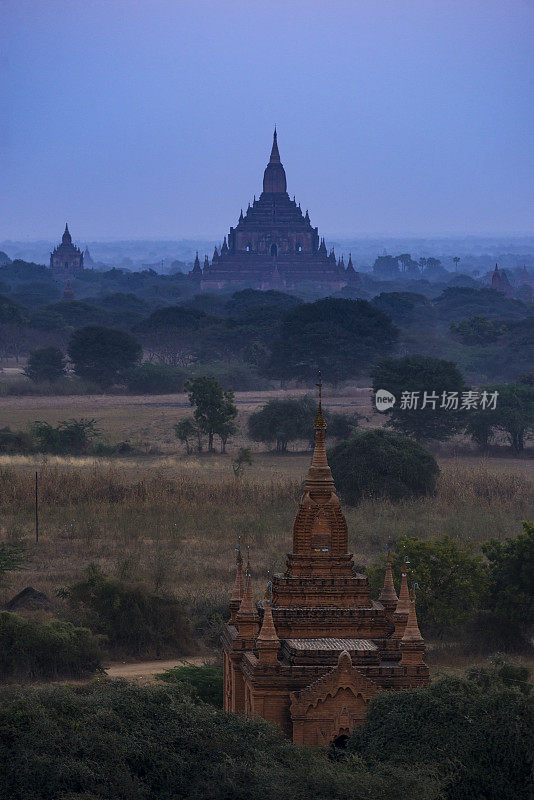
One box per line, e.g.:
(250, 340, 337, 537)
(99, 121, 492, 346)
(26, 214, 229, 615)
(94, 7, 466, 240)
(270, 243, 278, 257)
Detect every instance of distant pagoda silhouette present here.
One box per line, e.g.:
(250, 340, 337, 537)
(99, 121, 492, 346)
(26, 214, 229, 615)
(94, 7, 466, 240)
(50, 223, 84, 278)
(199, 130, 349, 292)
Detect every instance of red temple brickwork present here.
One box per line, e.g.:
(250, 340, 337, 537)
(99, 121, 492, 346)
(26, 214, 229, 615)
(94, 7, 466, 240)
(222, 380, 429, 745)
(199, 131, 350, 293)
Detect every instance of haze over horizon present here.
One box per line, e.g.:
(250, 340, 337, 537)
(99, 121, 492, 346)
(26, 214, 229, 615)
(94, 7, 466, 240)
(2, 0, 533, 241)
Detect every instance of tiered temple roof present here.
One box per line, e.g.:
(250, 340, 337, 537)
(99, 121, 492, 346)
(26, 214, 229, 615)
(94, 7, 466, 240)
(200, 131, 349, 292)
(50, 223, 84, 278)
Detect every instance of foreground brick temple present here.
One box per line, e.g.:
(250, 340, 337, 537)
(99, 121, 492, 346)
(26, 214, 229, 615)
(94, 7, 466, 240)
(222, 385, 429, 745)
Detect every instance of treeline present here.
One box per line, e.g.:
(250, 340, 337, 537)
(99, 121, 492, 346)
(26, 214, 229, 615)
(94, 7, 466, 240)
(0, 258, 532, 388)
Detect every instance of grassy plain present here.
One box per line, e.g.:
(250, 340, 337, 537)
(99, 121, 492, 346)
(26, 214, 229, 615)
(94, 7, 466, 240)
(0, 390, 532, 673)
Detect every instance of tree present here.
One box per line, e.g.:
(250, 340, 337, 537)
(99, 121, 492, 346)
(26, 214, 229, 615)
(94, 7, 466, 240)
(328, 429, 439, 504)
(123, 362, 185, 394)
(372, 355, 467, 441)
(24, 346, 66, 383)
(265, 299, 398, 384)
(366, 534, 488, 634)
(483, 522, 534, 631)
(433, 287, 528, 324)
(327, 412, 360, 441)
(490, 383, 534, 453)
(174, 417, 202, 454)
(248, 396, 316, 452)
(184, 376, 238, 453)
(372, 255, 400, 279)
(134, 306, 207, 366)
(424, 257, 448, 280)
(372, 292, 436, 328)
(232, 447, 253, 477)
(348, 672, 534, 800)
(68, 325, 141, 387)
(450, 315, 505, 345)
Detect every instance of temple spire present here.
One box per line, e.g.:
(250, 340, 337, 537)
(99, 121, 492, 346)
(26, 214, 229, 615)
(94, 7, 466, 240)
(378, 547, 399, 612)
(269, 127, 281, 163)
(62, 223, 72, 245)
(229, 543, 244, 623)
(256, 584, 280, 664)
(392, 569, 410, 639)
(402, 589, 423, 642)
(236, 554, 259, 638)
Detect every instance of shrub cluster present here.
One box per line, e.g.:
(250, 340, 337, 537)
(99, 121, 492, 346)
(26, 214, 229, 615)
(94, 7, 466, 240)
(60, 565, 196, 658)
(0, 612, 103, 680)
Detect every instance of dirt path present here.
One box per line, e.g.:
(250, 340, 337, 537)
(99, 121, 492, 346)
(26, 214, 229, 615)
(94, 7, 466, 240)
(105, 657, 208, 681)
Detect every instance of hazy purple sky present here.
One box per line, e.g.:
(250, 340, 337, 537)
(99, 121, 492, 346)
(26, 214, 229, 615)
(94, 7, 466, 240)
(2, 0, 533, 240)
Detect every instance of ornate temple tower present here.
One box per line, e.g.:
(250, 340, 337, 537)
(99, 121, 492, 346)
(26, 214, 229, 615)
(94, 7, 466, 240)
(50, 224, 84, 278)
(201, 131, 347, 292)
(222, 378, 429, 745)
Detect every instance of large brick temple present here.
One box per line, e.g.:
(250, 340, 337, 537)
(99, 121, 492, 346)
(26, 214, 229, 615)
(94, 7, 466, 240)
(222, 382, 429, 745)
(50, 223, 84, 278)
(198, 130, 353, 293)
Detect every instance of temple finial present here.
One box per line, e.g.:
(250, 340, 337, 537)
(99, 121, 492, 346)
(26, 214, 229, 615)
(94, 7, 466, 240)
(269, 127, 281, 164)
(314, 371, 326, 430)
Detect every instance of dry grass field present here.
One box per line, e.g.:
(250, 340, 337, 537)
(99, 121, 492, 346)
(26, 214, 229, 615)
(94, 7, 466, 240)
(0, 389, 532, 674)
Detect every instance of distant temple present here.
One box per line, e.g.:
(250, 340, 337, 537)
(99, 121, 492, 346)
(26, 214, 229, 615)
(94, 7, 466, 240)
(223, 379, 428, 745)
(491, 263, 513, 297)
(50, 224, 83, 278)
(199, 130, 348, 292)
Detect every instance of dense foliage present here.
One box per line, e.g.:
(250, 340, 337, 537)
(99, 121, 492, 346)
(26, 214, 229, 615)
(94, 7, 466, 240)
(367, 535, 489, 634)
(372, 355, 467, 441)
(0, 612, 102, 680)
(483, 522, 534, 630)
(348, 673, 534, 800)
(68, 325, 142, 386)
(265, 298, 398, 383)
(157, 663, 223, 706)
(24, 346, 66, 383)
(60, 565, 196, 658)
(0, 680, 444, 800)
(328, 429, 439, 503)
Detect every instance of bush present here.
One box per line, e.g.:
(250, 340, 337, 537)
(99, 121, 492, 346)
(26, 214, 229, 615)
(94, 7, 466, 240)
(60, 565, 196, 658)
(30, 418, 101, 455)
(24, 346, 66, 383)
(328, 429, 439, 504)
(348, 672, 534, 800)
(122, 362, 186, 394)
(483, 521, 534, 630)
(248, 396, 316, 452)
(0, 426, 33, 454)
(0, 612, 103, 680)
(157, 663, 223, 706)
(0, 680, 444, 800)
